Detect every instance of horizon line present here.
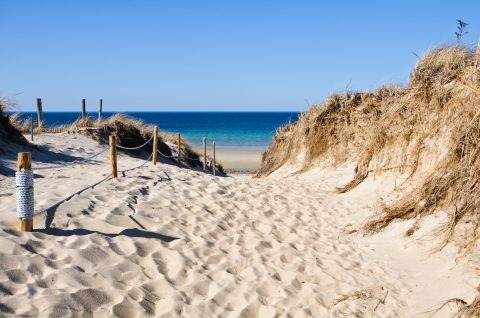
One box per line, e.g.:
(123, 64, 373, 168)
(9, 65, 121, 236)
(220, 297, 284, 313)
(8, 110, 304, 113)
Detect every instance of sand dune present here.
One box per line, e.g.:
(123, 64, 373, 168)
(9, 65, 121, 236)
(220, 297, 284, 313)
(0, 133, 477, 317)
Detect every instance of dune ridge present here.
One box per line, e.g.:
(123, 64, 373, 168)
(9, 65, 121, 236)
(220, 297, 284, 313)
(257, 45, 480, 248)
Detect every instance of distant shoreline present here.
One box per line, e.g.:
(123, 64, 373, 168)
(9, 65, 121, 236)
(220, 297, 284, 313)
(195, 147, 263, 171)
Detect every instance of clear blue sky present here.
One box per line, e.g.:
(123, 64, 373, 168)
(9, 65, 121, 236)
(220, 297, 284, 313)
(1, 1, 479, 112)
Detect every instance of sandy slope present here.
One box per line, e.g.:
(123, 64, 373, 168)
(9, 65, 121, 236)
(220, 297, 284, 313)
(0, 133, 478, 317)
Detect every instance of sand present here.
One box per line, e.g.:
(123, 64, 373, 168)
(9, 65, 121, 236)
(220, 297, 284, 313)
(0, 132, 478, 317)
(196, 148, 263, 171)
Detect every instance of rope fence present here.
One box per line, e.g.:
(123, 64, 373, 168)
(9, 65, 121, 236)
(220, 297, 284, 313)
(157, 149, 176, 159)
(35, 174, 112, 218)
(35, 147, 109, 170)
(14, 127, 219, 232)
(119, 153, 153, 173)
(116, 134, 154, 150)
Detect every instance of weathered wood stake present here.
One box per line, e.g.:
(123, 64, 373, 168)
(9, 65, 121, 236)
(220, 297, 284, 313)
(98, 98, 103, 123)
(109, 135, 118, 178)
(203, 137, 207, 171)
(30, 116, 34, 141)
(213, 141, 216, 176)
(177, 133, 181, 164)
(17, 152, 33, 232)
(152, 126, 158, 165)
(82, 99, 87, 124)
(36, 98, 43, 129)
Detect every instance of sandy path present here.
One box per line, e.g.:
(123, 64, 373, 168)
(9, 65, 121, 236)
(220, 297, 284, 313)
(0, 134, 477, 317)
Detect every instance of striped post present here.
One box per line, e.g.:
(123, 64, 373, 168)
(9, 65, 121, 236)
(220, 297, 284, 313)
(17, 152, 33, 232)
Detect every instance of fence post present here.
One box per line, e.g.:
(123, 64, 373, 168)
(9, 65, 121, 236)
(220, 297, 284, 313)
(177, 133, 181, 164)
(82, 99, 87, 125)
(203, 137, 207, 171)
(98, 98, 103, 123)
(213, 141, 216, 176)
(17, 152, 33, 232)
(109, 135, 118, 178)
(30, 116, 34, 141)
(36, 98, 43, 129)
(152, 126, 158, 165)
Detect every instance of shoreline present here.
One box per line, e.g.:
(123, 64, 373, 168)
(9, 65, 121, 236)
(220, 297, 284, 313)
(195, 147, 264, 171)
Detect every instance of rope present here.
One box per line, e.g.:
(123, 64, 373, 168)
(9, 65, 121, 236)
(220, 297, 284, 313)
(16, 171, 34, 219)
(35, 147, 109, 170)
(19, 134, 184, 221)
(35, 174, 111, 216)
(119, 153, 153, 173)
(37, 153, 153, 217)
(157, 149, 177, 159)
(116, 135, 154, 150)
(36, 153, 152, 216)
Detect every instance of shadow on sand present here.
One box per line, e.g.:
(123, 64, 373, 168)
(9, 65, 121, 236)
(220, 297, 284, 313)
(37, 175, 178, 243)
(0, 143, 100, 177)
(36, 227, 178, 242)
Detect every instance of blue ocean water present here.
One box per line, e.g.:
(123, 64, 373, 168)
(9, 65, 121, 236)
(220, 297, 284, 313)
(14, 112, 300, 150)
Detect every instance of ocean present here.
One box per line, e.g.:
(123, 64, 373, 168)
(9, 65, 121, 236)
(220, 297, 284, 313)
(13, 112, 300, 150)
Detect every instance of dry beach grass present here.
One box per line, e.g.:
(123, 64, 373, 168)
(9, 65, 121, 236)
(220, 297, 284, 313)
(257, 45, 480, 249)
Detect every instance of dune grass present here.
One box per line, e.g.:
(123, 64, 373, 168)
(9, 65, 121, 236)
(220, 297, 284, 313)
(257, 44, 480, 249)
(0, 98, 28, 146)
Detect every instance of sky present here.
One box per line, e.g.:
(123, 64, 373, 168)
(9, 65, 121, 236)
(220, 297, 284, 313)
(1, 1, 479, 112)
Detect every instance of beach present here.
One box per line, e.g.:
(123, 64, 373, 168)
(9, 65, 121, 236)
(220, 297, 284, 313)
(2, 2, 479, 316)
(0, 132, 476, 317)
(198, 148, 263, 172)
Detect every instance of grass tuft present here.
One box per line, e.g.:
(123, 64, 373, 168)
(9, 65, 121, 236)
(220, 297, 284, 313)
(0, 98, 28, 146)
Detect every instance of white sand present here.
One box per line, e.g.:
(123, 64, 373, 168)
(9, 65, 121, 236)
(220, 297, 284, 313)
(0, 133, 478, 317)
(195, 148, 263, 170)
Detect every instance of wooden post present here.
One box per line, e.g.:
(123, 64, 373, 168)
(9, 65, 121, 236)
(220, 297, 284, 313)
(152, 126, 158, 165)
(109, 135, 118, 178)
(203, 137, 207, 171)
(98, 98, 103, 123)
(177, 133, 181, 163)
(213, 141, 216, 176)
(30, 116, 34, 141)
(82, 99, 87, 124)
(17, 152, 33, 232)
(36, 98, 43, 129)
